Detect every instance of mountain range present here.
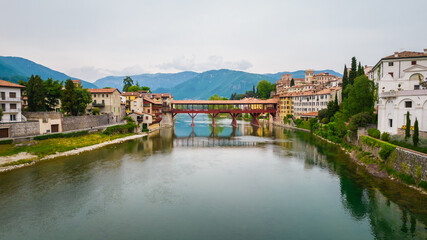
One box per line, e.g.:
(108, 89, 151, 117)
(0, 56, 342, 99)
(0, 56, 97, 88)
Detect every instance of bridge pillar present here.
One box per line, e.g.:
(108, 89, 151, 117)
(188, 113, 198, 127)
(209, 113, 219, 127)
(250, 113, 260, 127)
(229, 113, 240, 127)
(160, 112, 174, 128)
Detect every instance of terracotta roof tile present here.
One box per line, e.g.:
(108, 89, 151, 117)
(88, 88, 119, 93)
(0, 80, 25, 88)
(383, 51, 427, 59)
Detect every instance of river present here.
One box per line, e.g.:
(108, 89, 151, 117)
(0, 114, 426, 239)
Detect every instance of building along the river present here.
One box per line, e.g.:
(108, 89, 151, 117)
(87, 88, 122, 119)
(369, 49, 427, 136)
(291, 87, 341, 118)
(0, 80, 25, 123)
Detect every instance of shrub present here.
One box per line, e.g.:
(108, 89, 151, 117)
(0, 139, 13, 145)
(380, 132, 390, 141)
(103, 122, 137, 135)
(348, 112, 372, 133)
(321, 118, 328, 124)
(34, 130, 89, 140)
(367, 128, 381, 139)
(92, 107, 100, 115)
(123, 116, 134, 122)
(378, 142, 396, 160)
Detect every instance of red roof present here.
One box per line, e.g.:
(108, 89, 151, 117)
(0, 80, 25, 88)
(88, 88, 120, 93)
(301, 112, 318, 117)
(383, 51, 427, 59)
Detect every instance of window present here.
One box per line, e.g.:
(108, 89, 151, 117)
(1, 104, 5, 111)
(10, 115, 16, 121)
(389, 72, 393, 78)
(94, 94, 96, 98)
(405, 101, 412, 108)
(106, 94, 108, 97)
(388, 62, 393, 66)
(0, 92, 5, 100)
(414, 85, 420, 90)
(389, 119, 393, 127)
(10, 104, 16, 109)
(102, 94, 104, 98)
(102, 100, 105, 104)
(411, 61, 416, 65)
(9, 92, 16, 98)
(94, 100, 97, 104)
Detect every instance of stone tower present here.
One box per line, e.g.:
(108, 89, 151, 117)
(305, 69, 314, 83)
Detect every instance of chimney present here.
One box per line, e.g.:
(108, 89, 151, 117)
(394, 52, 399, 57)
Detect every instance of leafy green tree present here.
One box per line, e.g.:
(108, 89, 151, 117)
(27, 75, 46, 112)
(75, 88, 92, 115)
(318, 109, 328, 122)
(405, 111, 411, 139)
(290, 78, 295, 87)
(309, 118, 318, 132)
(348, 112, 372, 133)
(128, 85, 140, 92)
(357, 62, 364, 77)
(140, 86, 151, 92)
(122, 76, 134, 92)
(61, 79, 77, 115)
(257, 80, 275, 99)
(209, 94, 228, 100)
(342, 65, 349, 99)
(413, 118, 419, 147)
(0, 108, 3, 122)
(349, 57, 357, 85)
(44, 78, 63, 111)
(342, 75, 374, 118)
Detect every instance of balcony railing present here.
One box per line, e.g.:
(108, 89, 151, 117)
(0, 97, 21, 102)
(380, 91, 397, 98)
(92, 102, 105, 107)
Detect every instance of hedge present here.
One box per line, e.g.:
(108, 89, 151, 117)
(34, 130, 89, 140)
(0, 139, 13, 145)
(367, 128, 381, 139)
(103, 122, 137, 135)
(380, 132, 390, 141)
(361, 135, 396, 160)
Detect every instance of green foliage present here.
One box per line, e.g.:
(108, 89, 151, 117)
(349, 57, 357, 85)
(34, 130, 89, 140)
(122, 76, 134, 92)
(286, 114, 293, 119)
(419, 181, 427, 191)
(103, 122, 137, 135)
(413, 118, 419, 147)
(123, 116, 134, 122)
(92, 107, 100, 115)
(0, 139, 13, 145)
(309, 118, 318, 132)
(348, 112, 372, 133)
(290, 78, 295, 86)
(357, 62, 364, 77)
(367, 128, 381, 139)
(342, 65, 348, 99)
(209, 94, 228, 100)
(27, 75, 46, 111)
(44, 78, 63, 111)
(388, 139, 427, 154)
(380, 132, 390, 141)
(342, 76, 374, 118)
(128, 85, 140, 92)
(405, 111, 411, 139)
(257, 80, 275, 99)
(61, 79, 92, 116)
(0, 108, 3, 122)
(415, 164, 423, 186)
(379, 143, 396, 160)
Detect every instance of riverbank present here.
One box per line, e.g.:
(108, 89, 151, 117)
(0, 132, 150, 173)
(274, 122, 427, 195)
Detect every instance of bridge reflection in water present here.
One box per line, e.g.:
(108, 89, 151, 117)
(173, 136, 260, 148)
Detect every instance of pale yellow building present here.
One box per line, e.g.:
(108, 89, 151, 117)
(87, 88, 122, 117)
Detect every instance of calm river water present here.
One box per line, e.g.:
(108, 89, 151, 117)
(0, 115, 426, 240)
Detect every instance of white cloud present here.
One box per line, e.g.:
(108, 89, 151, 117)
(67, 65, 145, 82)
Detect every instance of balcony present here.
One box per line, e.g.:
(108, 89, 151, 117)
(380, 91, 397, 98)
(92, 102, 105, 107)
(0, 97, 21, 102)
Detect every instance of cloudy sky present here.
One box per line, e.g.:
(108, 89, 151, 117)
(1, 0, 426, 82)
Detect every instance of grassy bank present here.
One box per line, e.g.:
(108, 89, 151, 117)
(0, 132, 134, 167)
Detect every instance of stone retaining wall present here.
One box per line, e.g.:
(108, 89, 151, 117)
(0, 121, 40, 138)
(63, 113, 118, 132)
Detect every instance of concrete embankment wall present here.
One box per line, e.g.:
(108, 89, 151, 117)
(360, 137, 427, 182)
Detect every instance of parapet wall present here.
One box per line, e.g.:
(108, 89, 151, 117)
(63, 114, 118, 132)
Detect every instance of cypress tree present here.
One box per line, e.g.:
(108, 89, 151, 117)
(290, 78, 295, 86)
(349, 57, 357, 85)
(405, 111, 411, 139)
(357, 62, 364, 76)
(27, 75, 46, 112)
(342, 65, 348, 99)
(334, 92, 339, 112)
(413, 118, 419, 147)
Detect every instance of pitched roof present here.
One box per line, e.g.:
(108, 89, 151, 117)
(383, 51, 427, 59)
(301, 112, 318, 117)
(0, 80, 25, 88)
(88, 88, 120, 94)
(121, 92, 140, 96)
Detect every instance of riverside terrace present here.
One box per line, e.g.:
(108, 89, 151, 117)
(167, 99, 278, 127)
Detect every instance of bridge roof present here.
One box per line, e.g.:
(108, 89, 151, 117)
(172, 99, 277, 105)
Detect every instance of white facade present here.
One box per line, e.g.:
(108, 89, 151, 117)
(0, 85, 24, 122)
(292, 88, 342, 117)
(370, 50, 427, 135)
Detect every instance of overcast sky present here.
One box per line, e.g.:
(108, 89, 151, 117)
(1, 0, 426, 82)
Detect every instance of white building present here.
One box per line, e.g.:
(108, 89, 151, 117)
(291, 87, 342, 118)
(369, 49, 427, 135)
(0, 80, 25, 122)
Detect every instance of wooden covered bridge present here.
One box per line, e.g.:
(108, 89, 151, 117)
(165, 99, 278, 127)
